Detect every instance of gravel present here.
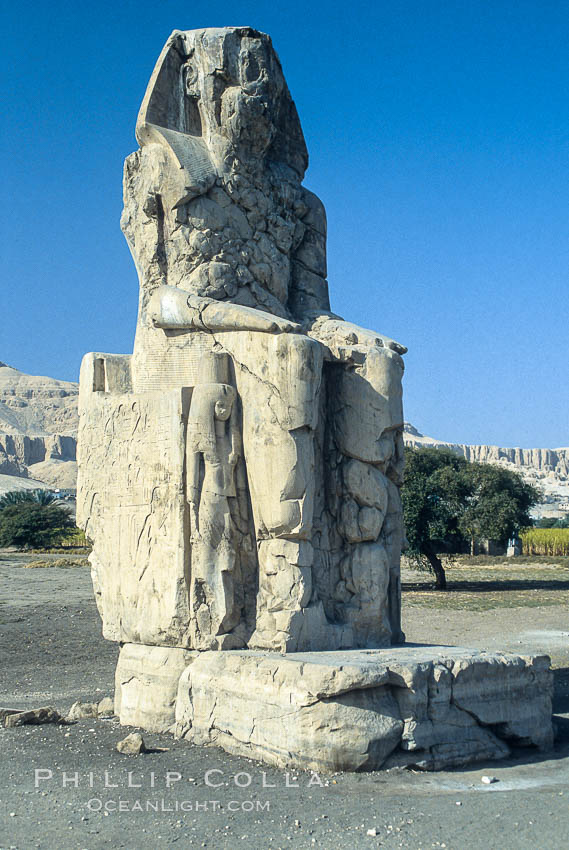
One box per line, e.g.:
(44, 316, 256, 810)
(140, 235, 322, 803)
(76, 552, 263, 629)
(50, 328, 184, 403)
(1, 551, 569, 849)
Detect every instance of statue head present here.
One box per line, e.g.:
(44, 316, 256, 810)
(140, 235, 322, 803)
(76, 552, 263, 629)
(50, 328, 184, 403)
(188, 382, 237, 454)
(137, 27, 308, 178)
(188, 352, 238, 454)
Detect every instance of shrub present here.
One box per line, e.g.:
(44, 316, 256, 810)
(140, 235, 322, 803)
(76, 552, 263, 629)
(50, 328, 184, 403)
(0, 502, 74, 549)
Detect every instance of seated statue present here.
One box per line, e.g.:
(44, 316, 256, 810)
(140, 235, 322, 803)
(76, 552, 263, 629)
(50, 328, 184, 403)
(77, 26, 407, 655)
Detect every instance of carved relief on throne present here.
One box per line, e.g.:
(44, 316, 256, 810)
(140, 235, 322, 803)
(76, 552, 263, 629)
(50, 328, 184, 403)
(185, 350, 255, 650)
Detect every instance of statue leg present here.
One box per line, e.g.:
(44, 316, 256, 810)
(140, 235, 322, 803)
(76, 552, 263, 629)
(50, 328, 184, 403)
(325, 342, 406, 646)
(215, 330, 349, 651)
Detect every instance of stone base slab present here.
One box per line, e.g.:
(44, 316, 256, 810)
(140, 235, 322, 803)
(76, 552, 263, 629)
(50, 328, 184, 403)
(173, 647, 553, 772)
(115, 644, 196, 732)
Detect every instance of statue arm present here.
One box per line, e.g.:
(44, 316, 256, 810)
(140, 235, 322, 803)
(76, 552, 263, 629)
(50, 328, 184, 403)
(148, 285, 301, 334)
(229, 410, 241, 467)
(288, 188, 332, 319)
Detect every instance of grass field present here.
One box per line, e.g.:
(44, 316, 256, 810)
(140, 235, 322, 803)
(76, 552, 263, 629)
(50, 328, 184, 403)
(522, 527, 569, 556)
(22, 556, 90, 568)
(402, 555, 569, 610)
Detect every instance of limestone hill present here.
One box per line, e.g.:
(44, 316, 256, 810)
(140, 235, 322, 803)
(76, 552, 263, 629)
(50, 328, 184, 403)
(0, 362, 78, 490)
(403, 423, 569, 518)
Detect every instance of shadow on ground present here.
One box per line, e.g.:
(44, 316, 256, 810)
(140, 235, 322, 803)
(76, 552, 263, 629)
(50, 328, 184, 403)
(402, 578, 569, 592)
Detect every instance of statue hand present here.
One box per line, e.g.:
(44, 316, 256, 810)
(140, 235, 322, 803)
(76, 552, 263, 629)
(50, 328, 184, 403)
(308, 316, 407, 355)
(267, 316, 302, 334)
(203, 300, 302, 334)
(347, 324, 405, 353)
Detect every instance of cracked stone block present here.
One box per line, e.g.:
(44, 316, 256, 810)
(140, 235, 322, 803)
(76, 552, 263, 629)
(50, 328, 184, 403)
(174, 647, 553, 772)
(115, 644, 197, 732)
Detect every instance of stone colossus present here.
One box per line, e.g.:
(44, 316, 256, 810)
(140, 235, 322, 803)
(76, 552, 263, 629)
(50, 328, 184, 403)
(78, 28, 552, 771)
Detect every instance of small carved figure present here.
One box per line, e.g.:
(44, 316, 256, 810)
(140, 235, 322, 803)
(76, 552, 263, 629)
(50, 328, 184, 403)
(186, 352, 243, 647)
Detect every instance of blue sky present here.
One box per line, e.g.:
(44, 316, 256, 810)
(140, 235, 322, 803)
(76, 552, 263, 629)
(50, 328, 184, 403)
(2, 1, 568, 447)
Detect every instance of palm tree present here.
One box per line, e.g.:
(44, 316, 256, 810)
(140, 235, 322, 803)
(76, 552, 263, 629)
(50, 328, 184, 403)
(30, 489, 57, 506)
(0, 489, 56, 510)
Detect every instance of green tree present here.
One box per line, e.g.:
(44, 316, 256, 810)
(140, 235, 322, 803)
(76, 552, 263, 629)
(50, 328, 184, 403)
(459, 464, 539, 553)
(535, 517, 558, 528)
(0, 502, 73, 549)
(402, 447, 540, 589)
(402, 448, 471, 589)
(536, 516, 569, 529)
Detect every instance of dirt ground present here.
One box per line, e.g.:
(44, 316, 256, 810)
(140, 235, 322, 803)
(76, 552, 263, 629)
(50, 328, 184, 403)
(401, 557, 569, 669)
(1, 551, 568, 850)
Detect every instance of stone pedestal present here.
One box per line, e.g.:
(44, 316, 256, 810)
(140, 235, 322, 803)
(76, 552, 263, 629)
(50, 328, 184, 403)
(114, 645, 553, 772)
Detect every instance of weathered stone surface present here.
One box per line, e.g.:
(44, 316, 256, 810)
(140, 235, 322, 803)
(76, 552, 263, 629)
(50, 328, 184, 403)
(97, 697, 115, 718)
(116, 732, 147, 755)
(0, 708, 23, 724)
(67, 701, 99, 721)
(115, 644, 196, 732)
(175, 647, 553, 772)
(4, 707, 65, 727)
(66, 698, 115, 721)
